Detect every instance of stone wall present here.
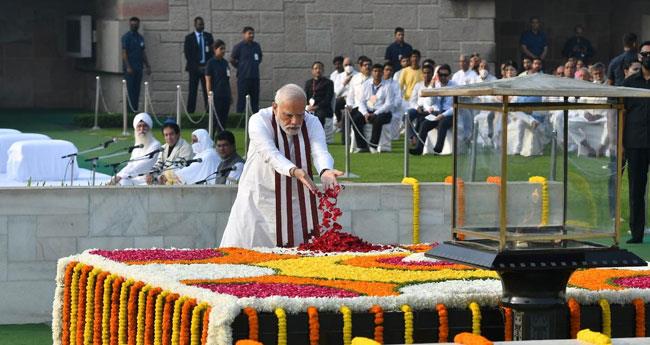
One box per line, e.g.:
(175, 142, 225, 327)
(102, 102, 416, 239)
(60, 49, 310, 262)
(0, 0, 495, 113)
(0, 183, 450, 324)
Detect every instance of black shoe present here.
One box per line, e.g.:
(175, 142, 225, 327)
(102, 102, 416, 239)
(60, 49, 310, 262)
(409, 147, 423, 155)
(358, 148, 370, 153)
(626, 238, 643, 244)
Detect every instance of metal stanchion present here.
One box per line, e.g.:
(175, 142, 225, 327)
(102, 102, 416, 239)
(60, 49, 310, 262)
(469, 122, 478, 182)
(144, 82, 149, 113)
(342, 107, 359, 178)
(176, 85, 182, 128)
(244, 94, 251, 157)
(92, 76, 101, 130)
(208, 91, 214, 137)
(403, 112, 410, 178)
(550, 130, 557, 181)
(121, 79, 129, 136)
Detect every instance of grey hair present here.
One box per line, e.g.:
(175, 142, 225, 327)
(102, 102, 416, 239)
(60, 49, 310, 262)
(274, 83, 307, 105)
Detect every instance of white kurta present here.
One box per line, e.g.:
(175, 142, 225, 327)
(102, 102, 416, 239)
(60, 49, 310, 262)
(220, 107, 334, 248)
(175, 149, 221, 184)
(116, 139, 161, 185)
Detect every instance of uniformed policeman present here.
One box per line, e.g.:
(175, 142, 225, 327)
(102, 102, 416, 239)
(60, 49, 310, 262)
(121, 17, 151, 112)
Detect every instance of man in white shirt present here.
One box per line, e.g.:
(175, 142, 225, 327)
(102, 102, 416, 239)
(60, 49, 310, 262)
(452, 54, 478, 85)
(406, 64, 436, 144)
(346, 56, 372, 152)
(111, 113, 161, 185)
(357, 63, 394, 152)
(221, 84, 342, 248)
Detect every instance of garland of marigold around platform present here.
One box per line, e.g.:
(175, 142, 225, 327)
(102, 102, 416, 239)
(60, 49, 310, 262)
(340, 305, 353, 345)
(577, 329, 611, 345)
(135, 285, 152, 345)
(243, 307, 259, 341)
(307, 306, 320, 345)
(275, 307, 287, 345)
(118, 279, 136, 345)
(83, 267, 101, 345)
(568, 298, 581, 339)
(69, 263, 83, 345)
(469, 302, 482, 335)
(401, 304, 414, 344)
(171, 296, 189, 345)
(503, 307, 513, 341)
(453, 332, 493, 345)
(634, 298, 646, 337)
(370, 305, 384, 344)
(190, 302, 208, 345)
(599, 298, 612, 337)
(528, 176, 549, 226)
(436, 304, 449, 343)
(401, 177, 420, 244)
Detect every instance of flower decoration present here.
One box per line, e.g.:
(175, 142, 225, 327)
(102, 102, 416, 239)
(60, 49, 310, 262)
(634, 298, 645, 337)
(568, 298, 581, 339)
(576, 329, 611, 345)
(469, 302, 481, 335)
(436, 304, 448, 343)
(307, 306, 319, 345)
(453, 332, 493, 345)
(401, 177, 420, 244)
(528, 176, 549, 226)
(401, 304, 413, 344)
(599, 299, 611, 337)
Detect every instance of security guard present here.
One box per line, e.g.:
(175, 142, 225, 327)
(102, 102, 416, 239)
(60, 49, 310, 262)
(121, 17, 151, 112)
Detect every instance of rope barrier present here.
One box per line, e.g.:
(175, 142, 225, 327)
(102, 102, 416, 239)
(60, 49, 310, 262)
(405, 113, 428, 147)
(179, 93, 208, 125)
(144, 84, 165, 126)
(97, 79, 117, 115)
(208, 98, 225, 132)
(345, 109, 379, 148)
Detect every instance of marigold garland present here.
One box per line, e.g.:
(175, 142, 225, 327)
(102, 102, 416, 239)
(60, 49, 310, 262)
(486, 176, 501, 185)
(307, 306, 320, 345)
(503, 307, 512, 341)
(190, 303, 208, 345)
(633, 298, 646, 337)
(162, 293, 179, 345)
(76, 265, 93, 345)
(469, 302, 481, 335)
(576, 329, 612, 345)
(351, 337, 381, 345)
(275, 307, 287, 345)
(171, 296, 189, 345)
(528, 176, 549, 226)
(154, 291, 171, 345)
(179, 299, 196, 345)
(93, 271, 110, 345)
(145, 288, 163, 345)
(453, 332, 493, 345)
(243, 307, 259, 341)
(110, 276, 125, 345)
(125, 281, 144, 345)
(234, 341, 263, 345)
(201, 307, 211, 345)
(436, 304, 449, 343)
(101, 274, 117, 345)
(62, 261, 77, 345)
(136, 285, 152, 345)
(369, 305, 384, 344)
(568, 297, 581, 339)
(401, 177, 420, 244)
(598, 298, 611, 337)
(69, 263, 84, 345)
(401, 304, 414, 344)
(118, 279, 136, 345)
(83, 268, 101, 345)
(340, 305, 352, 345)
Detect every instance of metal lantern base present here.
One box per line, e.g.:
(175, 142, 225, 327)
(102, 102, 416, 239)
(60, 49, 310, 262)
(426, 240, 647, 340)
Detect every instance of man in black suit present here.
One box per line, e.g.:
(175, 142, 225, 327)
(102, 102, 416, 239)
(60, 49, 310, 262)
(184, 17, 214, 113)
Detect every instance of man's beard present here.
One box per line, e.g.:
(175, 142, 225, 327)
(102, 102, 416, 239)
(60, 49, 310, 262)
(279, 121, 301, 136)
(134, 132, 153, 147)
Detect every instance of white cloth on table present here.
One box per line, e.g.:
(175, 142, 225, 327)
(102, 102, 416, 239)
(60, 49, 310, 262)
(0, 133, 50, 172)
(221, 107, 334, 248)
(6, 139, 78, 181)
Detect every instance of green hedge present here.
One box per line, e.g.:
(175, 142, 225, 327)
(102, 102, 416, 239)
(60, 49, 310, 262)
(73, 112, 244, 129)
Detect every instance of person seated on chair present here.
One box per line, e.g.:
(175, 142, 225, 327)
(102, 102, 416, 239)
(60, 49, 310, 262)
(111, 113, 161, 186)
(406, 63, 436, 146)
(353, 63, 394, 153)
(409, 64, 456, 155)
(147, 119, 193, 184)
(174, 129, 220, 184)
(214, 130, 245, 184)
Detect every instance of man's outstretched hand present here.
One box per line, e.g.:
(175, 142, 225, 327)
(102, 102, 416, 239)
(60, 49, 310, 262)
(320, 169, 343, 190)
(292, 168, 317, 194)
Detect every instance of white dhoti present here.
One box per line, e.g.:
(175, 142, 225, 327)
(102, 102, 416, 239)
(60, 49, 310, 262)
(220, 107, 334, 248)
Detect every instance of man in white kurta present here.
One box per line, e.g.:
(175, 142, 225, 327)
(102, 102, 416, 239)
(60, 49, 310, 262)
(221, 84, 342, 248)
(112, 113, 161, 185)
(174, 129, 220, 184)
